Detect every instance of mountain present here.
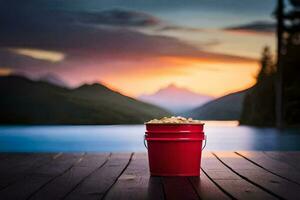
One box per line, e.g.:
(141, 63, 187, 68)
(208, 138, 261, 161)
(38, 73, 69, 88)
(184, 89, 249, 120)
(138, 84, 213, 113)
(0, 75, 170, 124)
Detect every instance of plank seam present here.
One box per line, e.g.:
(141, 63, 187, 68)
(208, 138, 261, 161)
(235, 151, 300, 186)
(212, 152, 285, 200)
(200, 168, 237, 200)
(53, 152, 63, 160)
(101, 152, 134, 200)
(61, 153, 112, 200)
(26, 153, 86, 200)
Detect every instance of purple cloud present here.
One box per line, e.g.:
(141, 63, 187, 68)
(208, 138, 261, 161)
(76, 9, 160, 27)
(224, 21, 275, 34)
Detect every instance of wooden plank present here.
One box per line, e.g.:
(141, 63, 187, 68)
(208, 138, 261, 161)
(236, 151, 300, 185)
(0, 153, 61, 171)
(0, 153, 59, 189)
(1, 152, 300, 200)
(0, 153, 25, 162)
(0, 154, 10, 160)
(214, 151, 300, 200)
(29, 153, 109, 200)
(189, 170, 231, 200)
(0, 153, 84, 200)
(162, 177, 199, 200)
(201, 152, 276, 200)
(264, 151, 300, 170)
(0, 153, 42, 171)
(65, 153, 132, 200)
(104, 153, 164, 200)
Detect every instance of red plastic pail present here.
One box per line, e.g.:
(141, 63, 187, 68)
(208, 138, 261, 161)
(144, 123, 206, 176)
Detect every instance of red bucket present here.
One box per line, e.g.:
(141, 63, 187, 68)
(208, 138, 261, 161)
(144, 123, 206, 176)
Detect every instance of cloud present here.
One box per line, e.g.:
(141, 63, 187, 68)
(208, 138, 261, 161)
(61, 9, 204, 36)
(0, 49, 58, 70)
(224, 21, 275, 34)
(0, 3, 254, 62)
(0, 67, 12, 76)
(9, 48, 65, 62)
(156, 25, 203, 32)
(0, 49, 62, 79)
(76, 9, 160, 27)
(0, 1, 257, 85)
(201, 39, 221, 47)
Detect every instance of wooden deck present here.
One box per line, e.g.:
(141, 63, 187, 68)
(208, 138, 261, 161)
(0, 152, 300, 200)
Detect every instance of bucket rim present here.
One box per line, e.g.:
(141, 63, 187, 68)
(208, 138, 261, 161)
(144, 122, 205, 125)
(145, 131, 204, 134)
(145, 137, 204, 141)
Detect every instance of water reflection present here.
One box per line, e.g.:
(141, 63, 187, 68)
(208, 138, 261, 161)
(202, 120, 239, 127)
(0, 124, 299, 152)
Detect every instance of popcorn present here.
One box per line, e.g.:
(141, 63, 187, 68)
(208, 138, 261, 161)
(146, 116, 203, 124)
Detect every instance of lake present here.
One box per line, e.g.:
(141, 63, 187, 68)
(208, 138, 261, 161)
(0, 121, 300, 152)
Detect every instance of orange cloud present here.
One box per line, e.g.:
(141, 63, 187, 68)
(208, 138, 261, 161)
(223, 29, 275, 36)
(0, 67, 12, 76)
(9, 48, 65, 63)
(94, 55, 259, 97)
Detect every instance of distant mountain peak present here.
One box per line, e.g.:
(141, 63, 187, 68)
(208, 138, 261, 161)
(165, 83, 178, 89)
(157, 83, 181, 92)
(77, 82, 111, 92)
(138, 84, 214, 113)
(39, 73, 68, 88)
(161, 83, 185, 90)
(155, 84, 203, 96)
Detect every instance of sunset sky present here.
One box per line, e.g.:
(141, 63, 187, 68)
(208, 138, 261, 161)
(0, 0, 277, 97)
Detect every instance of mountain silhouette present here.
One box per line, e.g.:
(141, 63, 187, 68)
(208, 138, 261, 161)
(0, 75, 170, 124)
(139, 84, 213, 113)
(184, 89, 249, 120)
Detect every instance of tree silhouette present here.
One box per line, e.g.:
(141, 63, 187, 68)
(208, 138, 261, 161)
(240, 46, 276, 126)
(240, 0, 300, 127)
(258, 46, 275, 81)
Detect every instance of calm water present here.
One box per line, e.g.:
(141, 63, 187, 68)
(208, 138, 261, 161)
(0, 122, 300, 152)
